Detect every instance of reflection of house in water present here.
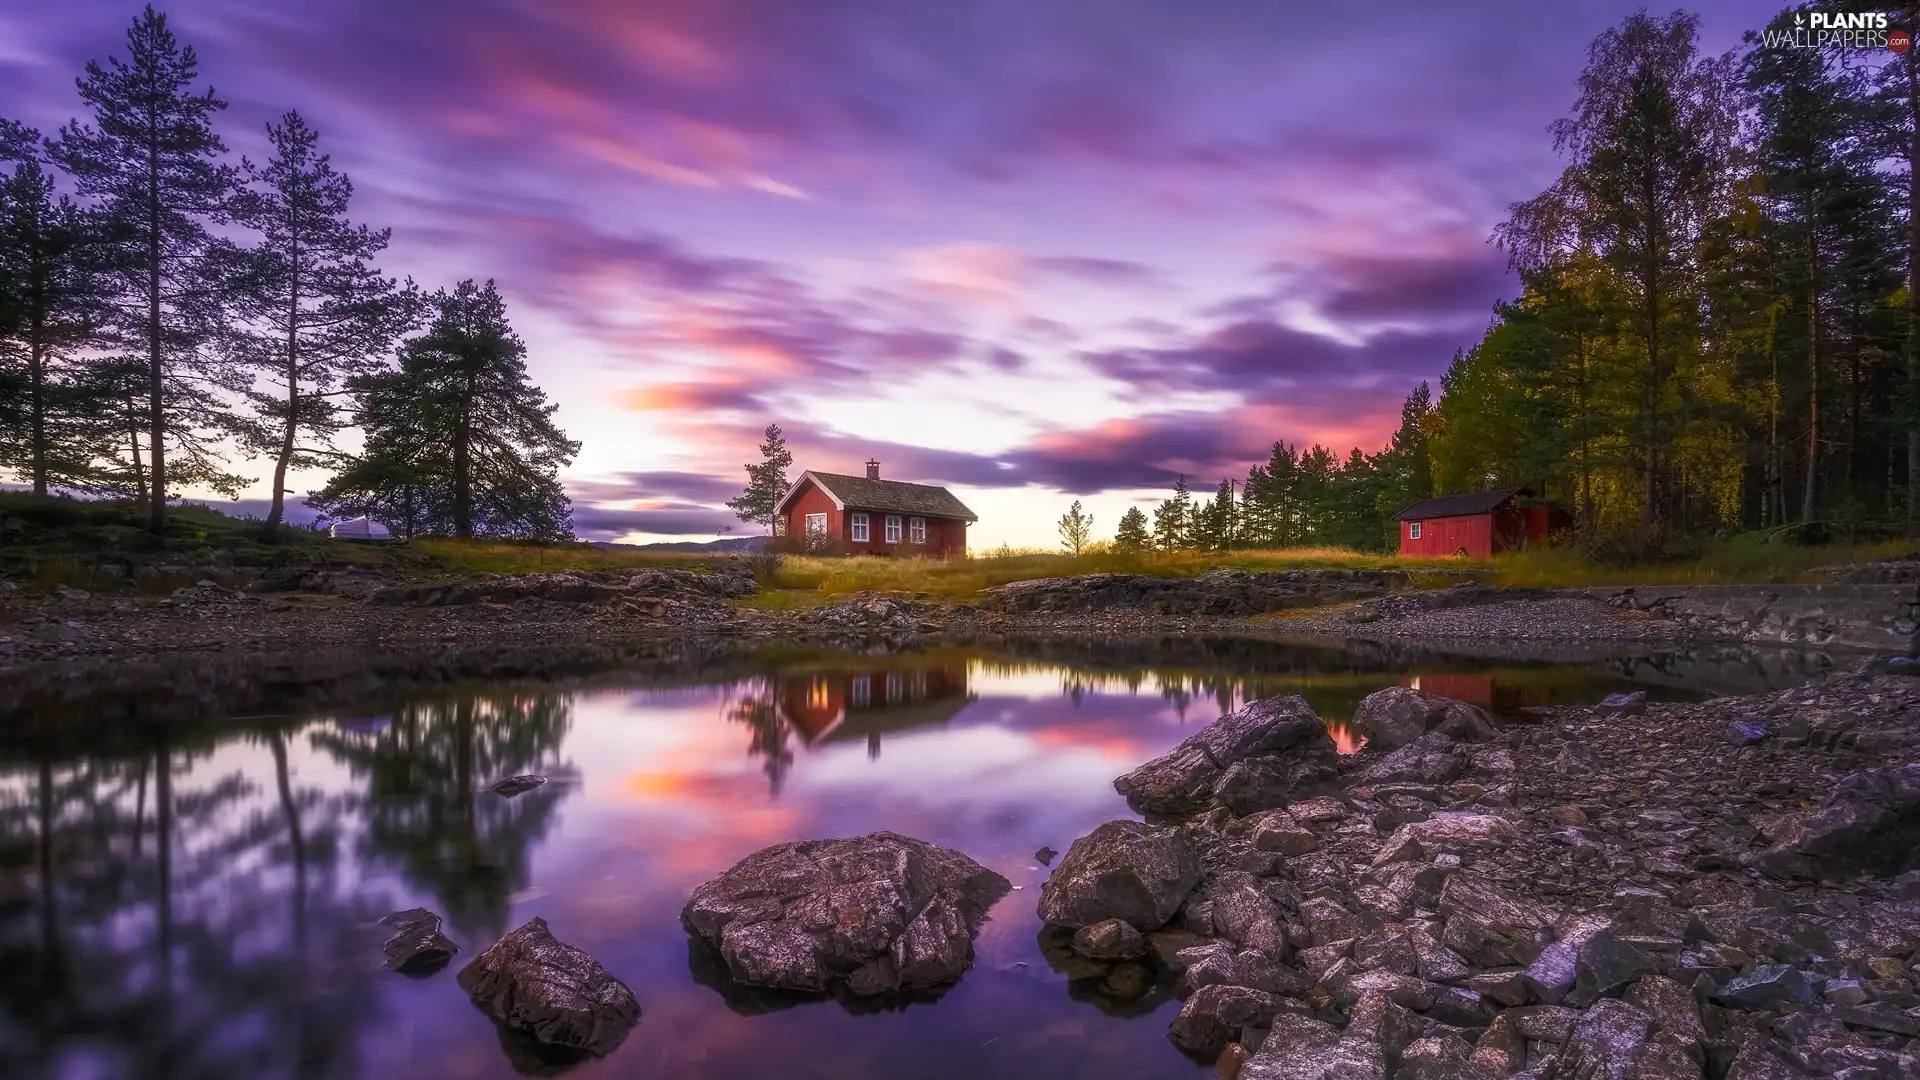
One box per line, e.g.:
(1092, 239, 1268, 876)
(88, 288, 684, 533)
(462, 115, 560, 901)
(775, 661, 975, 758)
(1405, 674, 1559, 712)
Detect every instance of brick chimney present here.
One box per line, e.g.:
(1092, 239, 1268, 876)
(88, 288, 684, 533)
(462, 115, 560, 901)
(865, 459, 881, 480)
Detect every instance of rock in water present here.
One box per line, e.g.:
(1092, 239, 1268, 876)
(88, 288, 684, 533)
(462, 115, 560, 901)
(681, 832, 1011, 995)
(1114, 695, 1338, 816)
(490, 775, 548, 797)
(457, 917, 639, 1058)
(1037, 819, 1201, 932)
(1596, 691, 1647, 717)
(1035, 846, 1059, 866)
(1073, 918, 1149, 960)
(1754, 764, 1920, 880)
(1351, 686, 1495, 750)
(380, 907, 458, 974)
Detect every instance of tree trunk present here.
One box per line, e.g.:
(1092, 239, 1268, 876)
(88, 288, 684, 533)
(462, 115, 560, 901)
(1803, 236, 1821, 526)
(28, 327, 47, 497)
(452, 365, 478, 539)
(146, 112, 166, 536)
(268, 241, 300, 535)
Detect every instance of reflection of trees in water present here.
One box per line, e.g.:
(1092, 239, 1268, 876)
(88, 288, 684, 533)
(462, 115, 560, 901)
(310, 692, 576, 944)
(0, 727, 388, 1079)
(720, 678, 793, 797)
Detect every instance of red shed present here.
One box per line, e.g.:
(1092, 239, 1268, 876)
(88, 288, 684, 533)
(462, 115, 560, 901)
(1395, 487, 1559, 559)
(774, 460, 977, 558)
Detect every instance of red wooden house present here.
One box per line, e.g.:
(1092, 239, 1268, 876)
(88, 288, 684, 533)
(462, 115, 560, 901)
(774, 461, 977, 557)
(1395, 487, 1562, 558)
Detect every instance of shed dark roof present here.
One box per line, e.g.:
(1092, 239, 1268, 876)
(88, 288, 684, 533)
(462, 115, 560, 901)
(788, 471, 979, 521)
(1396, 487, 1527, 521)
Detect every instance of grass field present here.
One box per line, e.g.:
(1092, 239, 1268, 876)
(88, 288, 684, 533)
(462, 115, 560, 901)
(5, 492, 1913, 602)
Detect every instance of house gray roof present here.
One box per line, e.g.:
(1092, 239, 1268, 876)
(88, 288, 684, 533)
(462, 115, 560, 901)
(782, 471, 979, 522)
(1396, 487, 1527, 521)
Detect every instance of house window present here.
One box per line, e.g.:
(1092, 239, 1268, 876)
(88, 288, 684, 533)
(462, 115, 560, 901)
(805, 513, 828, 537)
(850, 676, 871, 707)
(851, 513, 869, 542)
(885, 515, 902, 543)
(885, 673, 902, 702)
(1409, 522, 1422, 539)
(909, 517, 926, 544)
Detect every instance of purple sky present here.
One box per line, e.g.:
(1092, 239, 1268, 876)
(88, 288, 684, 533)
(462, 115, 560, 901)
(0, 1, 1768, 546)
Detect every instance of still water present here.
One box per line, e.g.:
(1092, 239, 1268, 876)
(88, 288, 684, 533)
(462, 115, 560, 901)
(0, 642, 1819, 1080)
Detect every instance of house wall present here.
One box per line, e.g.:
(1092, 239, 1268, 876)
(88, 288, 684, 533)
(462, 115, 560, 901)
(782, 481, 843, 542)
(841, 511, 966, 557)
(1399, 513, 1494, 558)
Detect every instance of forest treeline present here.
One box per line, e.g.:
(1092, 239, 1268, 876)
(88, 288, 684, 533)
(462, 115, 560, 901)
(0, 6, 578, 540)
(1130, 8, 1919, 556)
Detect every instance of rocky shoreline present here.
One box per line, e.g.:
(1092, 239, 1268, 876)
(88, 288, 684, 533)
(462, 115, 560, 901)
(1004, 658, 1920, 1079)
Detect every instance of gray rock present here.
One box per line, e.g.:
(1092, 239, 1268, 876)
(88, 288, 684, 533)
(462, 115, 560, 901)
(1114, 695, 1339, 816)
(1424, 984, 1494, 1026)
(1511, 1004, 1582, 1044)
(1465, 969, 1531, 1007)
(1822, 977, 1870, 1006)
(457, 917, 639, 1058)
(1539, 998, 1652, 1080)
(1351, 686, 1496, 750)
(682, 832, 1010, 994)
(1239, 1011, 1385, 1080)
(1715, 964, 1814, 1008)
(1623, 973, 1703, 1050)
(1754, 764, 1920, 880)
(1727, 719, 1773, 745)
(1440, 872, 1557, 968)
(1073, 918, 1148, 960)
(489, 775, 548, 797)
(1597, 691, 1648, 717)
(1524, 942, 1577, 1005)
(1564, 930, 1657, 1007)
(1039, 820, 1200, 932)
(379, 907, 458, 974)
(1210, 877, 1288, 956)
(1724, 1034, 1816, 1080)
(1351, 732, 1468, 787)
(1035, 846, 1058, 865)
(1397, 1035, 1476, 1080)
(1169, 984, 1281, 1058)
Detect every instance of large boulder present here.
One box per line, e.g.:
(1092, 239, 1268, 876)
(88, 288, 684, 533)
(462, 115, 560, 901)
(1438, 872, 1558, 968)
(1351, 686, 1495, 750)
(1114, 695, 1339, 817)
(456, 917, 640, 1058)
(1349, 732, 1468, 787)
(1753, 764, 1920, 880)
(1038, 820, 1201, 932)
(1240, 1012, 1387, 1080)
(681, 832, 1011, 995)
(380, 907, 458, 974)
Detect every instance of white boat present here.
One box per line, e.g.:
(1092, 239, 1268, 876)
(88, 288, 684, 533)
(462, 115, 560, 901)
(328, 516, 393, 542)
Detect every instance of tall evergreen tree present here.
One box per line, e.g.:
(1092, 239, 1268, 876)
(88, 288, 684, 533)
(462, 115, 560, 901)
(1057, 499, 1094, 555)
(0, 124, 108, 494)
(314, 280, 577, 540)
(1152, 474, 1192, 550)
(48, 5, 242, 533)
(1497, 10, 1738, 529)
(225, 110, 417, 534)
(1113, 505, 1150, 550)
(724, 423, 793, 533)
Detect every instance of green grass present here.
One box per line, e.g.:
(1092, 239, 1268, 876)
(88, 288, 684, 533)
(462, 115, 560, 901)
(406, 537, 713, 575)
(1490, 533, 1915, 587)
(746, 547, 1485, 606)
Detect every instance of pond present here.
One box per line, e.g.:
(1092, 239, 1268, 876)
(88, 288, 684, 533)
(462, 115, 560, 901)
(0, 639, 1833, 1080)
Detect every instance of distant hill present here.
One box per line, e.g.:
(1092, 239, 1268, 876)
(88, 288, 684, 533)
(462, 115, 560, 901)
(590, 535, 766, 553)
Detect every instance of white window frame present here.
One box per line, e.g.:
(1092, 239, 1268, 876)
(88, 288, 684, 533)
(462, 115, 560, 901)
(1408, 521, 1422, 540)
(909, 517, 926, 544)
(850, 513, 869, 542)
(850, 675, 871, 707)
(805, 513, 828, 537)
(885, 515, 902, 543)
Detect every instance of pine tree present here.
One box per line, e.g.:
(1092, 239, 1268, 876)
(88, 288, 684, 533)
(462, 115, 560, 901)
(725, 423, 793, 532)
(314, 280, 577, 539)
(1152, 474, 1192, 550)
(225, 110, 417, 534)
(0, 123, 108, 494)
(1058, 499, 1094, 555)
(1113, 505, 1150, 550)
(47, 5, 243, 533)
